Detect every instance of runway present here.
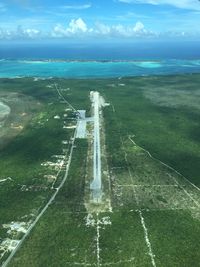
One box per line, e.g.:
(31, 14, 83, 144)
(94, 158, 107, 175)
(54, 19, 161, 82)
(90, 92, 102, 201)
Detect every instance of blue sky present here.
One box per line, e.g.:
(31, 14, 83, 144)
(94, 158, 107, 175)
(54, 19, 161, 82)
(0, 0, 200, 41)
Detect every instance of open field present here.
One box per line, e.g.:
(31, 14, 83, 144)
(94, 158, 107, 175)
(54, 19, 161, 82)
(0, 74, 200, 266)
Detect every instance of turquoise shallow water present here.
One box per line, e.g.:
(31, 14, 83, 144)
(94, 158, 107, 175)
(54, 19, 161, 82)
(1, 59, 200, 78)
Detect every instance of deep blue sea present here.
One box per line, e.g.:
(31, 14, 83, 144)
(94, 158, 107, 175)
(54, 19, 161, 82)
(1, 41, 200, 78)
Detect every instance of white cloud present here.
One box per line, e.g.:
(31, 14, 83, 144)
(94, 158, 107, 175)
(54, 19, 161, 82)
(95, 21, 154, 37)
(0, 17, 197, 40)
(23, 28, 41, 38)
(61, 4, 92, 10)
(69, 18, 88, 33)
(133, 21, 145, 32)
(52, 24, 68, 37)
(0, 25, 42, 39)
(16, 25, 42, 38)
(118, 0, 200, 11)
(52, 18, 92, 37)
(52, 19, 153, 38)
(95, 22, 111, 35)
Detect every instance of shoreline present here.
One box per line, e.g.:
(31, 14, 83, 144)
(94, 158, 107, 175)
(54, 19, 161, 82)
(0, 72, 200, 80)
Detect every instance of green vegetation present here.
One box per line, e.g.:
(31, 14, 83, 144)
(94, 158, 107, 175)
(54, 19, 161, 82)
(0, 74, 200, 266)
(144, 210, 200, 266)
(0, 78, 79, 264)
(99, 211, 151, 266)
(9, 139, 92, 267)
(102, 74, 200, 186)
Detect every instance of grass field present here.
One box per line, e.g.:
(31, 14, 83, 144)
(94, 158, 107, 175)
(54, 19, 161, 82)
(0, 74, 200, 266)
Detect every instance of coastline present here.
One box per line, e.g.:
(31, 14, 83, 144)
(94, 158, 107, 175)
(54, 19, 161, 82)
(0, 59, 200, 78)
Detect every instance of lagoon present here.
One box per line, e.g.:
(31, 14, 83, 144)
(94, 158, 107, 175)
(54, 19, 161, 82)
(0, 59, 200, 78)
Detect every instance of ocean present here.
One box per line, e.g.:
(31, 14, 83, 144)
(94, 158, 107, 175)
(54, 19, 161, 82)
(0, 41, 200, 78)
